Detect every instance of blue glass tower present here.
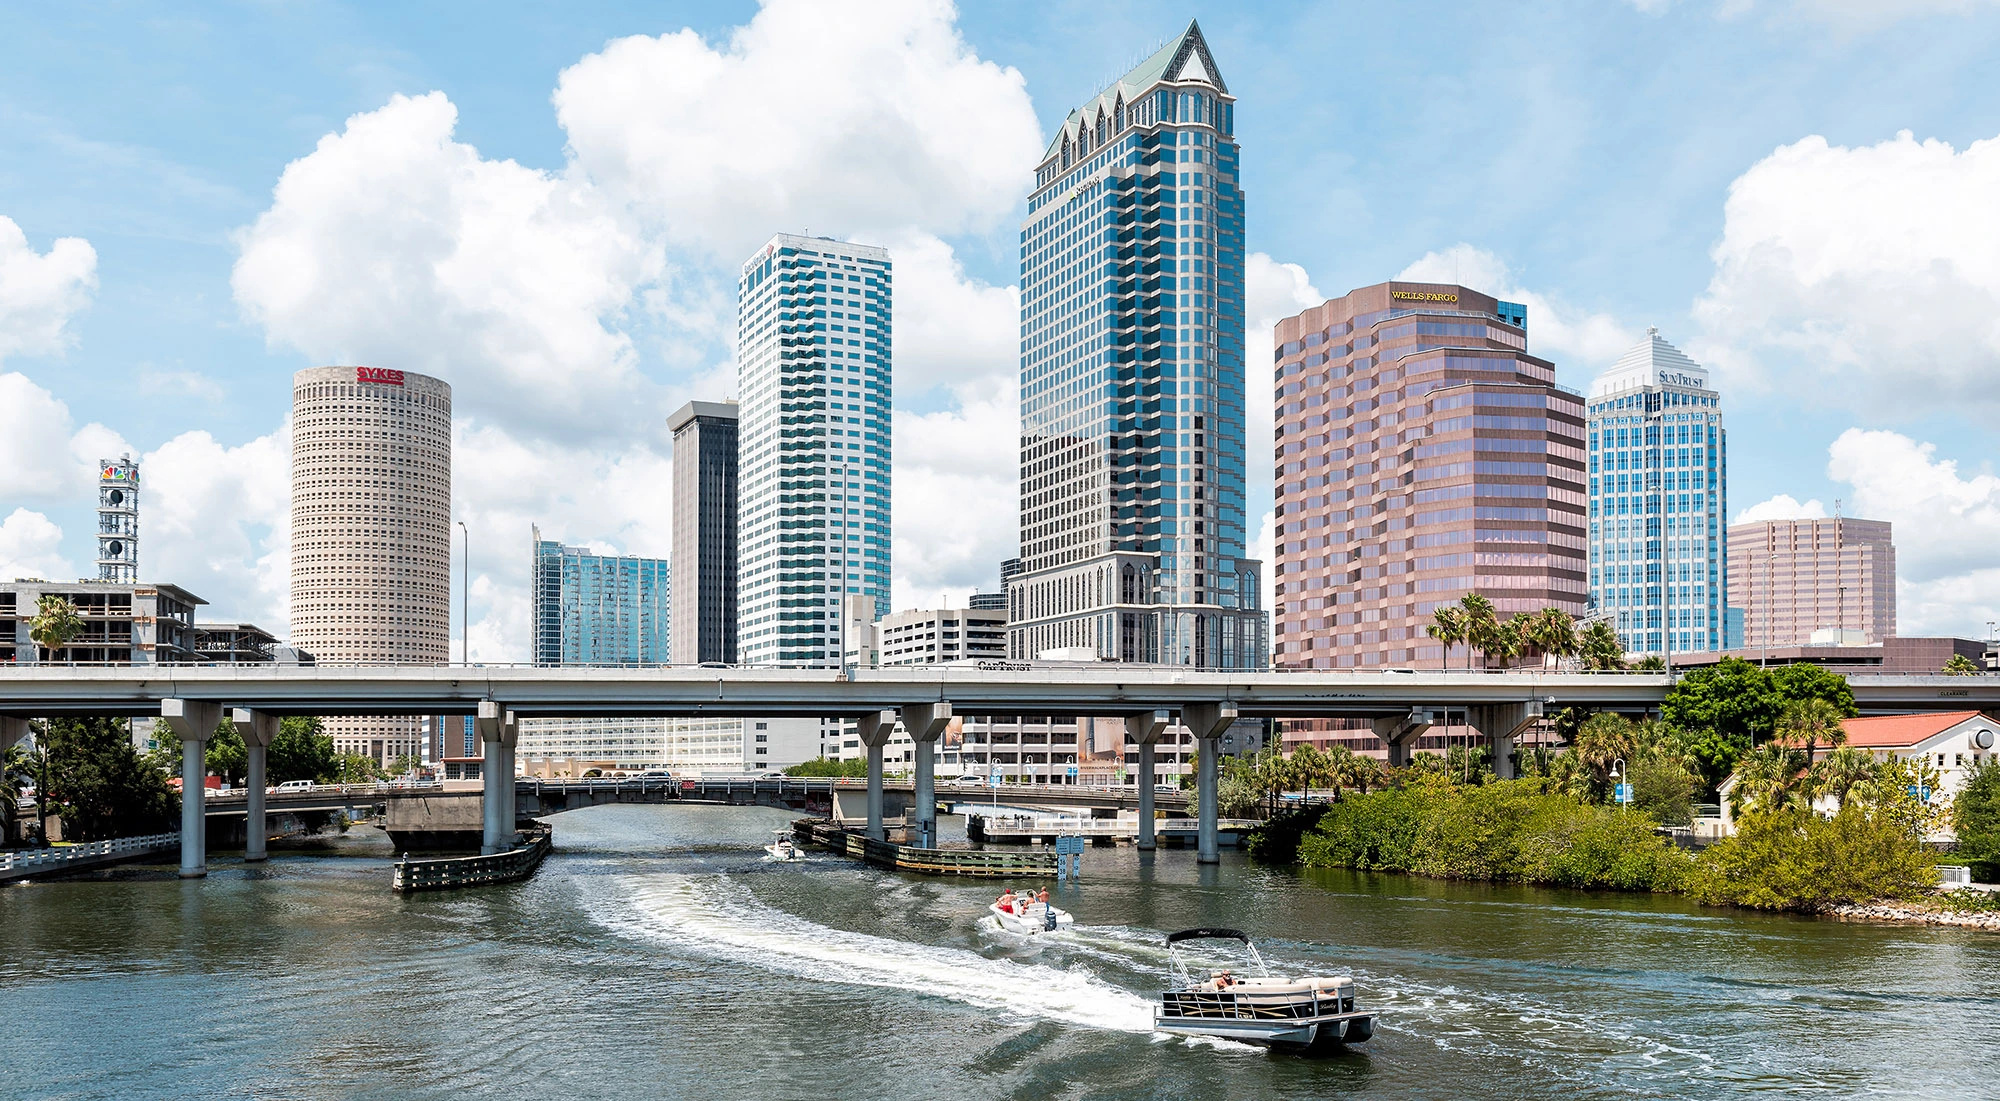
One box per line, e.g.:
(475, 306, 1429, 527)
(1008, 21, 1265, 669)
(1585, 328, 1728, 657)
(530, 525, 671, 665)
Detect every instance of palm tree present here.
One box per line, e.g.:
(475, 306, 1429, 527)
(1341, 752, 1384, 795)
(1505, 613, 1537, 670)
(1530, 608, 1578, 670)
(1810, 746, 1882, 811)
(1426, 606, 1466, 671)
(1574, 712, 1638, 794)
(1728, 744, 1812, 817)
(1579, 620, 1627, 671)
(1943, 653, 1981, 675)
(29, 595, 84, 663)
(1774, 698, 1848, 761)
(1457, 594, 1499, 669)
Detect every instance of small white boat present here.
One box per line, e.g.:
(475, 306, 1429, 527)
(1154, 928, 1375, 1052)
(764, 831, 802, 862)
(988, 890, 1073, 935)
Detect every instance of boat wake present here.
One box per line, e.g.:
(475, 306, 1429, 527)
(593, 873, 1156, 1033)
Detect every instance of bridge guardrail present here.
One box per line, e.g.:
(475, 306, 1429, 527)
(0, 832, 179, 876)
(391, 824, 552, 893)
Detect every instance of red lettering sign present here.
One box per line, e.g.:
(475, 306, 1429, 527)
(357, 367, 406, 386)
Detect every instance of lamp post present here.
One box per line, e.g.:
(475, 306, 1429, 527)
(457, 520, 470, 666)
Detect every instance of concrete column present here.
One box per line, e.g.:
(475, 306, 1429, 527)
(856, 711, 893, 841)
(1122, 711, 1168, 851)
(0, 716, 27, 755)
(231, 709, 278, 862)
(161, 699, 221, 879)
(1466, 700, 1543, 780)
(476, 702, 518, 856)
(1372, 708, 1435, 769)
(1180, 702, 1238, 865)
(900, 702, 952, 848)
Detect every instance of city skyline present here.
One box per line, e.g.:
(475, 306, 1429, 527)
(2, 1, 1997, 655)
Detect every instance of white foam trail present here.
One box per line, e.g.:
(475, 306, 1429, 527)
(595, 874, 1156, 1033)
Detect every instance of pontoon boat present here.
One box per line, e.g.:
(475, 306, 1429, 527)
(1153, 928, 1374, 1051)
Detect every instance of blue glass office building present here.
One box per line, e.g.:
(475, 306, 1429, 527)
(530, 525, 671, 665)
(1585, 329, 1728, 656)
(1008, 21, 1266, 669)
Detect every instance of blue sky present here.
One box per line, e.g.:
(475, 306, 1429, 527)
(2, 0, 1997, 655)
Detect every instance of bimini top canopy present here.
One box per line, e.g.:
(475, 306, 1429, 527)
(1166, 928, 1250, 946)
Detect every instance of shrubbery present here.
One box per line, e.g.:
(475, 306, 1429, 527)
(1690, 804, 1935, 911)
(1952, 760, 2000, 883)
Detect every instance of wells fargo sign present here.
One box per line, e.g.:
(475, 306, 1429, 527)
(1391, 290, 1458, 303)
(357, 367, 406, 386)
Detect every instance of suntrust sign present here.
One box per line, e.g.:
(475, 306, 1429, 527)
(1391, 290, 1457, 303)
(357, 367, 406, 386)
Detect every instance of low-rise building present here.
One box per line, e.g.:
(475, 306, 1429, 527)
(878, 607, 1006, 666)
(1819, 711, 1998, 840)
(1, 579, 205, 664)
(516, 714, 824, 777)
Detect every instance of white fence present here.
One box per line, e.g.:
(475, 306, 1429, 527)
(0, 832, 179, 876)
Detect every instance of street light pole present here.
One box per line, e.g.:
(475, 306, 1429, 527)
(457, 520, 470, 666)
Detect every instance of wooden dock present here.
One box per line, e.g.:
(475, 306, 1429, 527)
(391, 824, 552, 893)
(967, 813, 1259, 848)
(796, 819, 1056, 878)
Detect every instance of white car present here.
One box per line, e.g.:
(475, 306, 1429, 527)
(273, 779, 315, 794)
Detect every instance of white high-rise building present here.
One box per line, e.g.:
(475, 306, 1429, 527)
(1586, 329, 1728, 656)
(735, 234, 892, 666)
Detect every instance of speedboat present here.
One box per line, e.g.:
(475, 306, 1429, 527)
(988, 890, 1073, 935)
(1153, 928, 1375, 1051)
(764, 831, 802, 862)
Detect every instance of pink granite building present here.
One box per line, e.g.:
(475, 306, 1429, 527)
(1727, 516, 1895, 648)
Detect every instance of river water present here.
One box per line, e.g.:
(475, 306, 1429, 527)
(4, 804, 1996, 1100)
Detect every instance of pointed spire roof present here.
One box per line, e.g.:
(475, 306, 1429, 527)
(1589, 326, 1712, 399)
(1042, 21, 1228, 161)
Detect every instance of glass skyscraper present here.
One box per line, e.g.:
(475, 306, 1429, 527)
(1008, 21, 1266, 669)
(1585, 328, 1728, 656)
(735, 233, 892, 667)
(529, 525, 671, 665)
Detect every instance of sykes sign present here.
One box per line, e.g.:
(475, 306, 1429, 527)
(357, 367, 406, 387)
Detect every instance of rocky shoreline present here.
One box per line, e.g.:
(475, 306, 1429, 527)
(1825, 900, 2000, 930)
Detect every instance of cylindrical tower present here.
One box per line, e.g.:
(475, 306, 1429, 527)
(96, 454, 140, 582)
(291, 366, 452, 767)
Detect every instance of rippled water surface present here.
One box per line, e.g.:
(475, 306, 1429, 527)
(4, 804, 1997, 1100)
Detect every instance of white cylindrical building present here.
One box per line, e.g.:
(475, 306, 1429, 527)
(291, 366, 452, 766)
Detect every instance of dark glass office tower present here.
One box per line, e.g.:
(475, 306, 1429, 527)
(669, 400, 740, 665)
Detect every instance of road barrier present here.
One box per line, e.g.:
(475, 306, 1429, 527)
(0, 832, 180, 882)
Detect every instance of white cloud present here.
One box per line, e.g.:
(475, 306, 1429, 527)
(139, 428, 291, 630)
(1244, 252, 1327, 583)
(885, 230, 1018, 401)
(1631, 0, 2000, 25)
(891, 386, 1018, 610)
(0, 372, 87, 500)
(0, 216, 96, 363)
(552, 0, 1041, 261)
(232, 91, 663, 444)
(1694, 129, 2000, 411)
(0, 508, 73, 582)
(137, 368, 226, 402)
(1733, 493, 1828, 524)
(1398, 244, 1637, 374)
(1824, 428, 2000, 638)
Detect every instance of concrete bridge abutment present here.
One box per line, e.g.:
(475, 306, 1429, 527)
(856, 711, 894, 841)
(1372, 709, 1435, 770)
(899, 702, 952, 848)
(230, 708, 278, 862)
(161, 699, 221, 878)
(476, 702, 519, 855)
(1118, 710, 1169, 851)
(1179, 702, 1238, 865)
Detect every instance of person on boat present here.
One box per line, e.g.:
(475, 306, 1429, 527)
(997, 889, 1016, 914)
(1036, 887, 1050, 907)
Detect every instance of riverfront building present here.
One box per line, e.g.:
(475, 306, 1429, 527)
(529, 527, 670, 666)
(1271, 282, 1587, 669)
(1726, 515, 1895, 648)
(1586, 329, 1729, 656)
(290, 366, 452, 766)
(1008, 21, 1266, 670)
(668, 400, 740, 665)
(735, 234, 892, 667)
(877, 607, 1008, 666)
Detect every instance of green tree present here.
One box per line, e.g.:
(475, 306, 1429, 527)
(1811, 746, 1884, 811)
(1635, 654, 1667, 671)
(1774, 697, 1849, 761)
(1579, 620, 1626, 671)
(205, 718, 246, 786)
(1663, 658, 1781, 790)
(37, 717, 179, 840)
(1457, 593, 1499, 669)
(1426, 605, 1467, 670)
(389, 753, 424, 778)
(1529, 607, 1578, 670)
(1691, 803, 1935, 911)
(1574, 712, 1639, 797)
(784, 756, 869, 778)
(268, 717, 338, 784)
(1943, 653, 1981, 675)
(1727, 743, 1813, 817)
(1951, 759, 2000, 882)
(1770, 663, 1858, 719)
(333, 754, 384, 784)
(28, 594, 84, 661)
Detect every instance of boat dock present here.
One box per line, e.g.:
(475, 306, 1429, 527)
(965, 812, 1259, 849)
(795, 819, 1057, 877)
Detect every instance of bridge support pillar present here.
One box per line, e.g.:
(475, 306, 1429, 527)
(1120, 711, 1168, 851)
(899, 703, 952, 848)
(1372, 709, 1436, 769)
(476, 703, 519, 855)
(1466, 701, 1545, 780)
(856, 711, 894, 841)
(230, 708, 279, 862)
(0, 716, 27, 755)
(162, 699, 221, 878)
(1180, 702, 1238, 865)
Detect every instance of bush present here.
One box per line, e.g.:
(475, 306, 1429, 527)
(1951, 759, 2000, 883)
(1246, 805, 1328, 864)
(1629, 756, 1695, 826)
(1690, 804, 1936, 912)
(783, 756, 868, 778)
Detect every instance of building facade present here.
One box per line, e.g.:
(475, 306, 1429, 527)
(96, 455, 139, 583)
(530, 527, 670, 666)
(1009, 21, 1266, 670)
(1, 580, 204, 665)
(290, 366, 453, 765)
(1586, 329, 1728, 656)
(668, 400, 740, 665)
(1271, 282, 1587, 669)
(735, 234, 892, 667)
(1726, 516, 1895, 648)
(516, 714, 825, 777)
(877, 607, 1008, 666)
